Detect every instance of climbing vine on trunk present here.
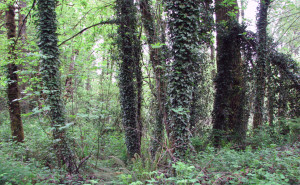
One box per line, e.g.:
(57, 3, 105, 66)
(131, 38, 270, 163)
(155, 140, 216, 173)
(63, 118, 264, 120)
(253, 0, 271, 129)
(165, 0, 200, 159)
(212, 0, 247, 147)
(116, 0, 142, 158)
(37, 0, 76, 173)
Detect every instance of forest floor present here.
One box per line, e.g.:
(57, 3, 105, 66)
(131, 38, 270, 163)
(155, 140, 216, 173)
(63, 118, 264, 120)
(0, 116, 299, 184)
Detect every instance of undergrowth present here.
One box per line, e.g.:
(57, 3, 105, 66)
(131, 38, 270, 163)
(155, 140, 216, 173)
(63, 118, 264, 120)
(0, 115, 299, 185)
(113, 144, 299, 185)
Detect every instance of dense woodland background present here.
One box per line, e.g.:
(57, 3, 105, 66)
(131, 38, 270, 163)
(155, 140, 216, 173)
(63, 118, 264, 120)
(0, 0, 299, 184)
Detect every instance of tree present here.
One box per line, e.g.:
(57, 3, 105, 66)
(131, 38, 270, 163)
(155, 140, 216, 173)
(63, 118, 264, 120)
(18, 1, 30, 113)
(6, 2, 24, 142)
(253, 0, 271, 129)
(37, 0, 76, 173)
(165, 0, 200, 159)
(139, 0, 167, 157)
(190, 0, 214, 133)
(116, 0, 142, 158)
(64, 50, 78, 101)
(212, 0, 246, 147)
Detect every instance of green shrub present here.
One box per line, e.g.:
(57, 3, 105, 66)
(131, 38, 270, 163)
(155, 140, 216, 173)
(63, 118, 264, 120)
(0, 151, 36, 185)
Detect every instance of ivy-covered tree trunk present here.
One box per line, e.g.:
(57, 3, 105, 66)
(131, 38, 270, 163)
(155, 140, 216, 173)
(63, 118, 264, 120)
(253, 0, 270, 129)
(134, 51, 143, 149)
(116, 0, 142, 158)
(38, 0, 76, 173)
(267, 66, 276, 127)
(165, 0, 199, 159)
(6, 4, 24, 142)
(140, 0, 166, 157)
(212, 0, 246, 147)
(278, 75, 289, 135)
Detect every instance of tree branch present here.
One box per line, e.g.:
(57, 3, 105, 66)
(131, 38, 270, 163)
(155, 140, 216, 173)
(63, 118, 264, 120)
(58, 20, 118, 47)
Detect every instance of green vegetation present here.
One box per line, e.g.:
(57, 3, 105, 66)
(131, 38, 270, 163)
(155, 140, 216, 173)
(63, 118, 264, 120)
(0, 118, 299, 184)
(0, 0, 299, 184)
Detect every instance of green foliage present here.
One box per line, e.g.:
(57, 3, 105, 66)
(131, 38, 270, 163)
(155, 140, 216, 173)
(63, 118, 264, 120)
(190, 132, 211, 152)
(0, 150, 36, 185)
(150, 42, 166, 49)
(105, 133, 128, 162)
(168, 162, 199, 184)
(248, 118, 300, 148)
(122, 143, 300, 184)
(0, 118, 62, 184)
(0, 0, 299, 184)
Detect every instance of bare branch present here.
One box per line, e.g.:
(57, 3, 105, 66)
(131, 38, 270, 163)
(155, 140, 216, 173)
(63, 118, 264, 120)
(58, 20, 118, 47)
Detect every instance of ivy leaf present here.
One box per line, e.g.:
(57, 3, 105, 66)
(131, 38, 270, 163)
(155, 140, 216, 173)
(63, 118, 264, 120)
(150, 42, 166, 49)
(59, 122, 74, 131)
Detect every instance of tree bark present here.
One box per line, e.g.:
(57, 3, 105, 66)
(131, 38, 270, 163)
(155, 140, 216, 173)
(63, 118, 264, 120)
(6, 4, 24, 142)
(134, 47, 143, 150)
(18, 1, 27, 40)
(139, 0, 166, 158)
(190, 0, 214, 133)
(267, 66, 276, 127)
(212, 0, 246, 147)
(65, 50, 78, 100)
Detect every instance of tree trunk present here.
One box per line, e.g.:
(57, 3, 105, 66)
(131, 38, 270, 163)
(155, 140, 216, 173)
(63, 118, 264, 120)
(18, 1, 30, 113)
(212, 0, 246, 147)
(165, 0, 200, 159)
(278, 75, 289, 135)
(267, 66, 276, 127)
(38, 0, 76, 173)
(190, 0, 214, 133)
(253, 0, 270, 129)
(134, 48, 143, 150)
(18, 1, 27, 40)
(139, 0, 166, 158)
(6, 3, 24, 142)
(116, 0, 142, 158)
(65, 50, 78, 100)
